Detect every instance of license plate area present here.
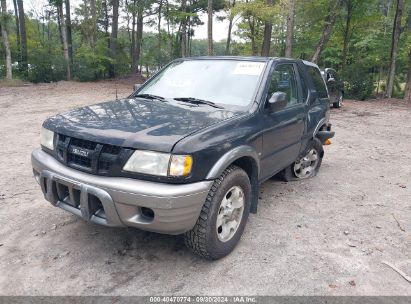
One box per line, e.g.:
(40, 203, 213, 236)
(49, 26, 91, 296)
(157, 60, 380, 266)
(40, 173, 107, 220)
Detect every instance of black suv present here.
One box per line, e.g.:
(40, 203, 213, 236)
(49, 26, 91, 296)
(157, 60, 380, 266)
(32, 57, 334, 259)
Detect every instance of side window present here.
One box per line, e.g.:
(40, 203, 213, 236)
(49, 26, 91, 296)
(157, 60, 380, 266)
(307, 66, 328, 98)
(268, 64, 299, 106)
(328, 71, 337, 81)
(327, 72, 332, 81)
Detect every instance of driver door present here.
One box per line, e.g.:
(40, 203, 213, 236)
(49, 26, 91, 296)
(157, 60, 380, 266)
(260, 63, 306, 181)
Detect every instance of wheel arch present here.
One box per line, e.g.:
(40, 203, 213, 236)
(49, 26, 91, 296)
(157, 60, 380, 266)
(313, 118, 327, 139)
(206, 146, 260, 214)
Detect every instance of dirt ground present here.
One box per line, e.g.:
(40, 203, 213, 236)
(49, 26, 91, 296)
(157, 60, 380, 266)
(0, 81, 410, 296)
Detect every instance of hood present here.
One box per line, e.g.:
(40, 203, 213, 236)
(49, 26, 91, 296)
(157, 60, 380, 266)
(43, 98, 241, 152)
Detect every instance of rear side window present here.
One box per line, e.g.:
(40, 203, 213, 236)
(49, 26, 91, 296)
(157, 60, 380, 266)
(307, 66, 328, 98)
(299, 70, 308, 102)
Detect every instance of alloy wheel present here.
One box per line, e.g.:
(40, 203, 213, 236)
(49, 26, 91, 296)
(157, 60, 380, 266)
(293, 149, 319, 179)
(216, 186, 245, 242)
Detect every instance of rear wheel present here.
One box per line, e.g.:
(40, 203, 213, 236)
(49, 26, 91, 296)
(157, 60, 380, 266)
(184, 166, 251, 260)
(333, 92, 343, 108)
(281, 138, 324, 182)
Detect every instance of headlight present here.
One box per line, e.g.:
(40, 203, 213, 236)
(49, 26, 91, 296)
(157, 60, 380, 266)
(123, 151, 193, 177)
(123, 150, 170, 176)
(169, 155, 192, 177)
(40, 127, 54, 150)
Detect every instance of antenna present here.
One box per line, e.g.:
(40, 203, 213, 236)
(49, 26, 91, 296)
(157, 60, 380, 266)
(115, 84, 118, 100)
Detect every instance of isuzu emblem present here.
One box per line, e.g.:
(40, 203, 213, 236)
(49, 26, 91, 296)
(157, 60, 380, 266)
(71, 147, 89, 157)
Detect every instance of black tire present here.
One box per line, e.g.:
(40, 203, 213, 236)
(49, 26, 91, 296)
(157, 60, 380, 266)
(184, 165, 251, 260)
(281, 138, 324, 182)
(333, 92, 343, 108)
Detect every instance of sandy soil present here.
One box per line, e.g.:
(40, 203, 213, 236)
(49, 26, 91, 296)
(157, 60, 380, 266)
(0, 81, 410, 296)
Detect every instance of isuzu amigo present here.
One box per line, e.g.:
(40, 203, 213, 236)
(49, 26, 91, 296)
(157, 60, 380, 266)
(32, 57, 334, 259)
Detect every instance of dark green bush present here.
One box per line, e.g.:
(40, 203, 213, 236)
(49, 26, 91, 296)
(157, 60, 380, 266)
(27, 49, 66, 83)
(342, 66, 375, 100)
(74, 42, 113, 81)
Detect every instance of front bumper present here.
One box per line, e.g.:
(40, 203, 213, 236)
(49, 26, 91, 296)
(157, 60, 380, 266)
(31, 149, 213, 235)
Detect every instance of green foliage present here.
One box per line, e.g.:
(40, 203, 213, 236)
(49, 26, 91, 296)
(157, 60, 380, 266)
(74, 42, 113, 81)
(342, 65, 375, 100)
(28, 48, 66, 83)
(0, 0, 410, 101)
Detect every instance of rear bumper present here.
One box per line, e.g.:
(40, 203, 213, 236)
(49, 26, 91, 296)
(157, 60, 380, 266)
(316, 123, 335, 144)
(31, 149, 213, 235)
(316, 130, 335, 144)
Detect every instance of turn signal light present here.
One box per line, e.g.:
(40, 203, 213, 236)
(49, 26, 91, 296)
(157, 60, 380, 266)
(324, 139, 332, 145)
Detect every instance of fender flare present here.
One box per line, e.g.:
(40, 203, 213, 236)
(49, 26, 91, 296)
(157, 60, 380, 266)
(206, 145, 260, 214)
(313, 118, 327, 139)
(206, 145, 260, 180)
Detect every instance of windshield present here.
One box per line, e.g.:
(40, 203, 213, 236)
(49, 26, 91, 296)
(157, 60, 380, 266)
(137, 59, 266, 108)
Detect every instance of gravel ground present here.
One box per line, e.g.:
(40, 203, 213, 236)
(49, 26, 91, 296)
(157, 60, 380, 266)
(0, 81, 410, 296)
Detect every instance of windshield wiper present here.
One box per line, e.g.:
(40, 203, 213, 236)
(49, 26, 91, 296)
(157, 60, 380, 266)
(173, 97, 224, 109)
(134, 93, 166, 102)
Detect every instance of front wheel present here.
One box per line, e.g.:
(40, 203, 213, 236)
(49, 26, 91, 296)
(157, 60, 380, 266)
(184, 165, 251, 260)
(281, 138, 324, 182)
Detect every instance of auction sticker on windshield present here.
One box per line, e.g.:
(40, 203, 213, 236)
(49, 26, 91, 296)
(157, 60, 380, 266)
(165, 78, 192, 88)
(233, 62, 265, 76)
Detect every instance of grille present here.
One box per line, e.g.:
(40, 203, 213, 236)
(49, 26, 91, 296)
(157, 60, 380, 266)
(68, 153, 92, 168)
(101, 145, 121, 155)
(98, 160, 111, 172)
(56, 134, 122, 174)
(70, 137, 97, 150)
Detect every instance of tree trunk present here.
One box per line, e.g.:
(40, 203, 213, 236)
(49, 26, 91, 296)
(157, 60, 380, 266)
(57, 6, 64, 46)
(405, 49, 411, 102)
(225, 0, 235, 55)
(131, 0, 136, 71)
(207, 0, 213, 55)
(46, 10, 51, 55)
(0, 0, 12, 80)
(311, 0, 343, 64)
(342, 0, 353, 70)
(386, 0, 404, 98)
(247, 17, 258, 56)
(134, 5, 143, 74)
(165, 0, 173, 56)
(187, 18, 192, 56)
(16, 0, 27, 77)
(225, 18, 233, 55)
(181, 0, 187, 57)
(90, 0, 96, 48)
(109, 0, 119, 78)
(261, 0, 273, 57)
(125, 0, 131, 44)
(12, 0, 20, 65)
(157, 0, 163, 64)
(285, 0, 295, 58)
(65, 0, 73, 68)
(102, 0, 110, 50)
(57, 3, 71, 80)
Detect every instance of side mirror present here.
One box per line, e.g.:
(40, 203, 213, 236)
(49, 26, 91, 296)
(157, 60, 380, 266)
(133, 83, 142, 91)
(268, 92, 288, 112)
